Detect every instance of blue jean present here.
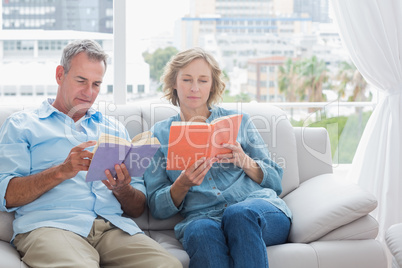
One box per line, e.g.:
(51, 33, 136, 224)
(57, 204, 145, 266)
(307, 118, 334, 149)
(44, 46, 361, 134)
(182, 199, 291, 268)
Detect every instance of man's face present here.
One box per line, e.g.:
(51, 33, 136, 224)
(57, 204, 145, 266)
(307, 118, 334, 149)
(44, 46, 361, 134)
(55, 52, 105, 121)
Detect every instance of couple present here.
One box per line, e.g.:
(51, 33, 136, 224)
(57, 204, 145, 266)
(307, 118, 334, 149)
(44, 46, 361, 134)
(0, 39, 291, 268)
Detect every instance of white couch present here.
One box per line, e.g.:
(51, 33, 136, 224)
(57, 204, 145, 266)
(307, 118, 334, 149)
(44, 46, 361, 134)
(386, 223, 402, 268)
(0, 102, 388, 268)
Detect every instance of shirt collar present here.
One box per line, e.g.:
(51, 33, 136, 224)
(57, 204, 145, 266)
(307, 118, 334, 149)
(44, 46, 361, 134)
(37, 98, 103, 122)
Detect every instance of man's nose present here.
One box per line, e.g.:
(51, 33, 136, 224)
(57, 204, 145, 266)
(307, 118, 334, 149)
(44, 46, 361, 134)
(82, 84, 93, 96)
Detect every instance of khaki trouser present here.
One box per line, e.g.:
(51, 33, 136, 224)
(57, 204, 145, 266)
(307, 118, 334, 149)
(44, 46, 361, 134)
(13, 218, 182, 268)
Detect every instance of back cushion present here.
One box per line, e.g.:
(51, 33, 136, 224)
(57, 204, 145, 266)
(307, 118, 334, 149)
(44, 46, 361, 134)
(0, 105, 25, 128)
(221, 103, 300, 197)
(141, 104, 180, 132)
(103, 104, 143, 139)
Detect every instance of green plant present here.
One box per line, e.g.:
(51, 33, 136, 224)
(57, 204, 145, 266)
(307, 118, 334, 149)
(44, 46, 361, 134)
(290, 111, 372, 163)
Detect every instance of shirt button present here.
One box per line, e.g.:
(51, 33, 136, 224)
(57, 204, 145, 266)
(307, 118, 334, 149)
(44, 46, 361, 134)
(217, 192, 221, 196)
(212, 187, 216, 189)
(224, 204, 228, 207)
(209, 178, 212, 180)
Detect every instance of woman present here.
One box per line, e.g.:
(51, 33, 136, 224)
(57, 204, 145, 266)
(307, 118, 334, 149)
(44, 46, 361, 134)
(144, 47, 292, 268)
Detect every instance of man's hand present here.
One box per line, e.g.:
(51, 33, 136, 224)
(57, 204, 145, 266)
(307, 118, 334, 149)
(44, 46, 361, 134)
(57, 140, 96, 181)
(102, 163, 132, 194)
(102, 164, 146, 217)
(5, 140, 97, 208)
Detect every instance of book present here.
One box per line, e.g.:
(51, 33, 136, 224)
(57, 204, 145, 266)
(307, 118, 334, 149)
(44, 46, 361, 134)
(85, 131, 161, 182)
(166, 114, 243, 170)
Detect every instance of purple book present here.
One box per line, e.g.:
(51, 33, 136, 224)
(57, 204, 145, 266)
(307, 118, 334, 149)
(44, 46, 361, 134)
(86, 132, 160, 182)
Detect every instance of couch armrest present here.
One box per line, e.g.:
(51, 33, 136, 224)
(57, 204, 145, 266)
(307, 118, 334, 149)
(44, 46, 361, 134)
(283, 174, 377, 243)
(294, 127, 333, 183)
(386, 223, 402, 268)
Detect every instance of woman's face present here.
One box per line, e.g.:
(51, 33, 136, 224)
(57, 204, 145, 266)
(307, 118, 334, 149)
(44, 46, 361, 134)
(175, 58, 212, 112)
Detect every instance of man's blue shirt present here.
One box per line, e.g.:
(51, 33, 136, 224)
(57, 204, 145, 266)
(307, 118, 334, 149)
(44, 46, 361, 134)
(0, 99, 146, 242)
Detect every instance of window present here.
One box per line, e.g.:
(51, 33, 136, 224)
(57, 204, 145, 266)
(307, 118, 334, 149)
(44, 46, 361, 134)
(137, 84, 145, 93)
(1, 0, 113, 105)
(0, 0, 375, 165)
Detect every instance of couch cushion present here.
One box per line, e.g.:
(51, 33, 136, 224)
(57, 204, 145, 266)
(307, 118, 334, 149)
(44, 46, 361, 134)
(0, 241, 29, 268)
(140, 103, 179, 132)
(0, 211, 14, 243)
(309, 240, 387, 268)
(148, 211, 184, 231)
(149, 230, 189, 268)
(318, 214, 378, 241)
(130, 206, 149, 231)
(293, 127, 333, 183)
(103, 104, 143, 139)
(283, 174, 377, 243)
(0, 105, 25, 127)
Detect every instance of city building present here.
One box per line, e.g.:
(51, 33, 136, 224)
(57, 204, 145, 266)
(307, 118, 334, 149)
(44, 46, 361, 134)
(0, 30, 150, 102)
(2, 0, 113, 33)
(294, 0, 331, 23)
(177, 0, 312, 71)
(247, 56, 289, 102)
(0, 0, 151, 103)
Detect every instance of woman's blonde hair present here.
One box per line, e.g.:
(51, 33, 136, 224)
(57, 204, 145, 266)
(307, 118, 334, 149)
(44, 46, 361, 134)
(161, 47, 225, 107)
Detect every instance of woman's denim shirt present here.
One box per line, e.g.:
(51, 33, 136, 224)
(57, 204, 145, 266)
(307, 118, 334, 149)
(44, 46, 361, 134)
(144, 107, 292, 242)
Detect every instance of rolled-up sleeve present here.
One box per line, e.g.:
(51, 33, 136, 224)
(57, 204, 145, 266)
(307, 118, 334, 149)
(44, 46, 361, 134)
(0, 117, 31, 212)
(241, 113, 284, 196)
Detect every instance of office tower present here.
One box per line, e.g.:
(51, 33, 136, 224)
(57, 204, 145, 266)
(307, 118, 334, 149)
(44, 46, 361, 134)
(2, 0, 113, 33)
(294, 0, 331, 23)
(180, 0, 311, 71)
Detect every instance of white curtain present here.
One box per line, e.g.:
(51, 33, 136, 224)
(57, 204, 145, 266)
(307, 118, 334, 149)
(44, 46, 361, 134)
(331, 0, 402, 242)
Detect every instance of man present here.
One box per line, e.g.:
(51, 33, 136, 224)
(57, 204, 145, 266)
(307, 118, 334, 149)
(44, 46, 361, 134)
(0, 39, 181, 268)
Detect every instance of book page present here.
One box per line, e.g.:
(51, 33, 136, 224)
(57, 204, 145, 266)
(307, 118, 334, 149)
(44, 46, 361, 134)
(131, 131, 160, 146)
(209, 114, 243, 157)
(98, 133, 132, 146)
(92, 133, 131, 155)
(171, 121, 208, 126)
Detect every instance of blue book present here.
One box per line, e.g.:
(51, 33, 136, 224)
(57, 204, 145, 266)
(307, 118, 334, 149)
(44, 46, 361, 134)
(86, 131, 160, 182)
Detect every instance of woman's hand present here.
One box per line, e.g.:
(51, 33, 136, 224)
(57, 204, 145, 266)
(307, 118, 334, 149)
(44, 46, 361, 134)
(216, 142, 264, 184)
(171, 157, 215, 207)
(215, 142, 249, 168)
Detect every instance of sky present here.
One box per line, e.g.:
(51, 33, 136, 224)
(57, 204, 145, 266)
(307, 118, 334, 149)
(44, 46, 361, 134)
(126, 0, 189, 42)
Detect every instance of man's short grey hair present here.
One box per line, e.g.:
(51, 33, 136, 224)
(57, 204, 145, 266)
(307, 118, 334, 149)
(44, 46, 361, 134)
(60, 39, 108, 74)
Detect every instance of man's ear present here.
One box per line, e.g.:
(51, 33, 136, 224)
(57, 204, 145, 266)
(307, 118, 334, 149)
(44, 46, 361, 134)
(55, 65, 65, 85)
